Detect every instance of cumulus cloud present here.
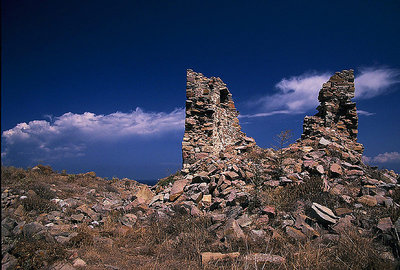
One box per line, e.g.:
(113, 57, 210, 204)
(252, 72, 331, 116)
(245, 67, 400, 118)
(1, 108, 185, 164)
(355, 68, 400, 99)
(362, 152, 400, 164)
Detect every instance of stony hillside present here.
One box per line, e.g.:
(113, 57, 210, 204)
(2, 69, 400, 269)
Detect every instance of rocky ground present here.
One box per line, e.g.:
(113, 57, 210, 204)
(2, 149, 400, 270)
(3, 69, 400, 269)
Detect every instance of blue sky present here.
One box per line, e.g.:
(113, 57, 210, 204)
(2, 0, 400, 183)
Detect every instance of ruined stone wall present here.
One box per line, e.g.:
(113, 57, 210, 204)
(182, 70, 255, 170)
(302, 69, 363, 155)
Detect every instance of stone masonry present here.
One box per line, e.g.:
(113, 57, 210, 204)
(302, 70, 364, 156)
(182, 70, 255, 171)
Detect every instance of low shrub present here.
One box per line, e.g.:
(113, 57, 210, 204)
(31, 183, 56, 200)
(157, 171, 181, 187)
(104, 183, 119, 193)
(34, 164, 54, 175)
(11, 237, 66, 269)
(68, 226, 94, 248)
(261, 175, 342, 212)
(21, 196, 59, 213)
(332, 229, 393, 270)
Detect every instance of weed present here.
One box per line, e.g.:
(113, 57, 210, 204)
(157, 171, 181, 187)
(11, 236, 66, 269)
(261, 175, 342, 212)
(31, 183, 56, 200)
(332, 229, 393, 269)
(272, 130, 293, 177)
(68, 225, 94, 248)
(105, 183, 119, 193)
(34, 164, 54, 175)
(391, 187, 400, 205)
(21, 196, 59, 214)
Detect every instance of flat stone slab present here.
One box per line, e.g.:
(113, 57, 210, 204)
(244, 253, 286, 264)
(311, 202, 338, 224)
(377, 217, 393, 233)
(169, 179, 189, 201)
(201, 252, 240, 265)
(319, 137, 331, 146)
(286, 226, 307, 241)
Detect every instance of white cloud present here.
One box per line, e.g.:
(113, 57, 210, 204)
(2, 108, 185, 162)
(255, 72, 331, 115)
(245, 67, 400, 117)
(239, 110, 291, 118)
(355, 68, 400, 99)
(363, 152, 400, 164)
(357, 110, 375, 116)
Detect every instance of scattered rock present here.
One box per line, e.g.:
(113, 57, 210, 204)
(250, 229, 266, 240)
(224, 219, 245, 240)
(201, 194, 212, 204)
(244, 253, 286, 264)
(77, 204, 100, 221)
(316, 165, 325, 174)
(237, 214, 252, 227)
(319, 137, 331, 146)
(377, 217, 393, 233)
(310, 203, 338, 224)
(335, 207, 352, 216)
(120, 214, 137, 227)
(169, 179, 189, 201)
(261, 205, 276, 217)
(73, 258, 87, 267)
(50, 262, 76, 270)
(286, 226, 307, 241)
(330, 163, 343, 176)
(1, 253, 17, 270)
(133, 185, 154, 204)
(357, 195, 378, 207)
(332, 215, 355, 234)
(71, 214, 85, 222)
(201, 252, 240, 265)
(22, 222, 45, 237)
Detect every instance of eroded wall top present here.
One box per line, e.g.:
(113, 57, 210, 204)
(182, 70, 255, 171)
(302, 69, 363, 156)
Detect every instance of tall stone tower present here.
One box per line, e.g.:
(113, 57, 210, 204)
(302, 69, 364, 156)
(182, 70, 255, 170)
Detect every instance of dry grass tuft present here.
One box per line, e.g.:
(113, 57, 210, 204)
(11, 236, 66, 269)
(260, 175, 343, 212)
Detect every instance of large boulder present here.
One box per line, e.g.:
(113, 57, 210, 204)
(169, 179, 189, 201)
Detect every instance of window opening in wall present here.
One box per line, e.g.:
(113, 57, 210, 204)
(220, 88, 229, 104)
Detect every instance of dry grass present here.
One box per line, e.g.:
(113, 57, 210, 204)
(259, 175, 344, 212)
(11, 235, 66, 269)
(2, 166, 398, 269)
(157, 171, 182, 187)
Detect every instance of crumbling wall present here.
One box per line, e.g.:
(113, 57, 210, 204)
(182, 70, 255, 170)
(302, 69, 363, 155)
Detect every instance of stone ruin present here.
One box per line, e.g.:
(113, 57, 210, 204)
(182, 69, 256, 172)
(147, 68, 398, 234)
(182, 69, 364, 172)
(302, 70, 358, 138)
(302, 69, 364, 158)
